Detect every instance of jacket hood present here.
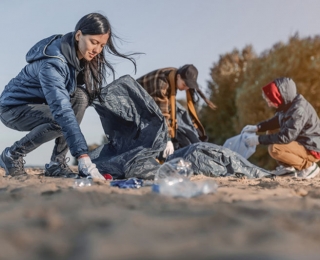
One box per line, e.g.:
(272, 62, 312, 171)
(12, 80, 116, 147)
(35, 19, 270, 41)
(25, 32, 82, 72)
(262, 81, 284, 106)
(60, 32, 82, 72)
(273, 77, 297, 105)
(26, 34, 64, 63)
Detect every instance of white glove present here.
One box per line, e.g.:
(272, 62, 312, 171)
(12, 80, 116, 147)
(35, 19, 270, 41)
(78, 156, 105, 180)
(244, 135, 260, 147)
(242, 125, 258, 133)
(163, 141, 174, 158)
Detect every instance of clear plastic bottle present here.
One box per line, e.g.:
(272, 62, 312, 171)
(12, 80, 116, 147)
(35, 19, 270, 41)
(73, 178, 93, 188)
(153, 158, 218, 198)
(152, 178, 218, 198)
(154, 157, 193, 184)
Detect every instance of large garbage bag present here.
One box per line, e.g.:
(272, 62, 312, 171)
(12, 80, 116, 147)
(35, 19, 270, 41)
(89, 75, 270, 180)
(89, 75, 167, 180)
(167, 142, 271, 178)
(174, 102, 201, 149)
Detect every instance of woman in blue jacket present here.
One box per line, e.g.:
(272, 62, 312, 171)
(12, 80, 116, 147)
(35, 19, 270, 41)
(0, 13, 137, 178)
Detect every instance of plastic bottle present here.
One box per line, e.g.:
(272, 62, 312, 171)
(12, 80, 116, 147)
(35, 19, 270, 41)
(73, 178, 93, 188)
(152, 178, 218, 198)
(153, 158, 218, 198)
(154, 157, 193, 184)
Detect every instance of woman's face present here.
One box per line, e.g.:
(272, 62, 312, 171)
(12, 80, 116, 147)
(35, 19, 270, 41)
(75, 30, 110, 61)
(176, 75, 189, 91)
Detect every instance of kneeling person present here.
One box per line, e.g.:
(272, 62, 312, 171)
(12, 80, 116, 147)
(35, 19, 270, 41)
(243, 77, 320, 179)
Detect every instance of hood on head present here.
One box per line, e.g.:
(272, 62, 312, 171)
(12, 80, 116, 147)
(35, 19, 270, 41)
(262, 81, 283, 106)
(262, 77, 297, 106)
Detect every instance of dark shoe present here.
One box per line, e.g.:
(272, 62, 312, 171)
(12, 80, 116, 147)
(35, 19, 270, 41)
(44, 159, 77, 178)
(0, 147, 26, 176)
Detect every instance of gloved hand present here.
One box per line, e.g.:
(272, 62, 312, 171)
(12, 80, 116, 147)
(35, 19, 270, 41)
(244, 135, 260, 147)
(242, 125, 258, 133)
(163, 141, 174, 158)
(78, 156, 105, 180)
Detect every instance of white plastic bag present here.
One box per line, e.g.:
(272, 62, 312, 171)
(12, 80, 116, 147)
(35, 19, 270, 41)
(223, 132, 256, 159)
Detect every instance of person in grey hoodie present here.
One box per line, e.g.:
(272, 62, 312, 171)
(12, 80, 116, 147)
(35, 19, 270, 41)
(0, 13, 137, 178)
(242, 77, 320, 179)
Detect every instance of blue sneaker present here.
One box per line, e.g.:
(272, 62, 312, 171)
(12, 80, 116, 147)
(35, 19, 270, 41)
(44, 158, 77, 178)
(0, 147, 26, 176)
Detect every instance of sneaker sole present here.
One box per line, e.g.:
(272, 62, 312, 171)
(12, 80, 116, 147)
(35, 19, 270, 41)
(44, 169, 77, 178)
(272, 170, 296, 176)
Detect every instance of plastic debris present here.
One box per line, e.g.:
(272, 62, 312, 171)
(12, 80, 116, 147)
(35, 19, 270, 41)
(152, 178, 218, 198)
(110, 178, 143, 189)
(152, 158, 218, 198)
(154, 157, 193, 184)
(73, 178, 93, 188)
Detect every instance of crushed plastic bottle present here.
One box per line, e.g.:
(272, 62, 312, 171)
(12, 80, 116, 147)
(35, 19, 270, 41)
(152, 178, 218, 198)
(154, 157, 193, 184)
(73, 178, 93, 188)
(153, 158, 218, 198)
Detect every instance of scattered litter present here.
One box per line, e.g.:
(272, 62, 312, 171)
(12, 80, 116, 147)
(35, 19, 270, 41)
(154, 157, 193, 184)
(152, 158, 218, 198)
(110, 178, 143, 189)
(73, 178, 93, 188)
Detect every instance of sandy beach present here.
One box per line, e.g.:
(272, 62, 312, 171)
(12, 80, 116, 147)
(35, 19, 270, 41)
(0, 167, 320, 260)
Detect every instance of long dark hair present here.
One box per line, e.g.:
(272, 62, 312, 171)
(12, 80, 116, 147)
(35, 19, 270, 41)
(189, 88, 217, 110)
(75, 13, 138, 102)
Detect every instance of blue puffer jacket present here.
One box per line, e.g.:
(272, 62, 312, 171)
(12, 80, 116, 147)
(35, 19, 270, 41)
(0, 33, 88, 158)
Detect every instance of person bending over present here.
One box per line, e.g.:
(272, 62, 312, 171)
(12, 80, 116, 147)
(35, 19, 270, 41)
(137, 64, 216, 158)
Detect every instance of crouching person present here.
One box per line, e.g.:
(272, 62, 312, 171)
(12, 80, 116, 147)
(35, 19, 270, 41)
(0, 13, 137, 179)
(242, 77, 320, 179)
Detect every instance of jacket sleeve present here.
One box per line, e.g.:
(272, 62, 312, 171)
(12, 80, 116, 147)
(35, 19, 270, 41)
(257, 114, 280, 132)
(39, 61, 88, 158)
(259, 106, 307, 145)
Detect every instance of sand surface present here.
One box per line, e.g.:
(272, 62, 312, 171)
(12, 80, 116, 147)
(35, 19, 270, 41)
(0, 167, 320, 260)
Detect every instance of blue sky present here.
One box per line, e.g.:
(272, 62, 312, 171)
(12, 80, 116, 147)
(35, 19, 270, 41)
(1, 0, 320, 165)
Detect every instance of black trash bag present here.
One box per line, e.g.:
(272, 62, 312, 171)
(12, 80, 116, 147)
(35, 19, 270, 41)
(166, 142, 271, 178)
(88, 75, 270, 180)
(89, 75, 167, 179)
(173, 102, 201, 149)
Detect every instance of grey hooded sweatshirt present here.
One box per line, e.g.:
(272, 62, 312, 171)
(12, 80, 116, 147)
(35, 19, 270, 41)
(257, 77, 320, 153)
